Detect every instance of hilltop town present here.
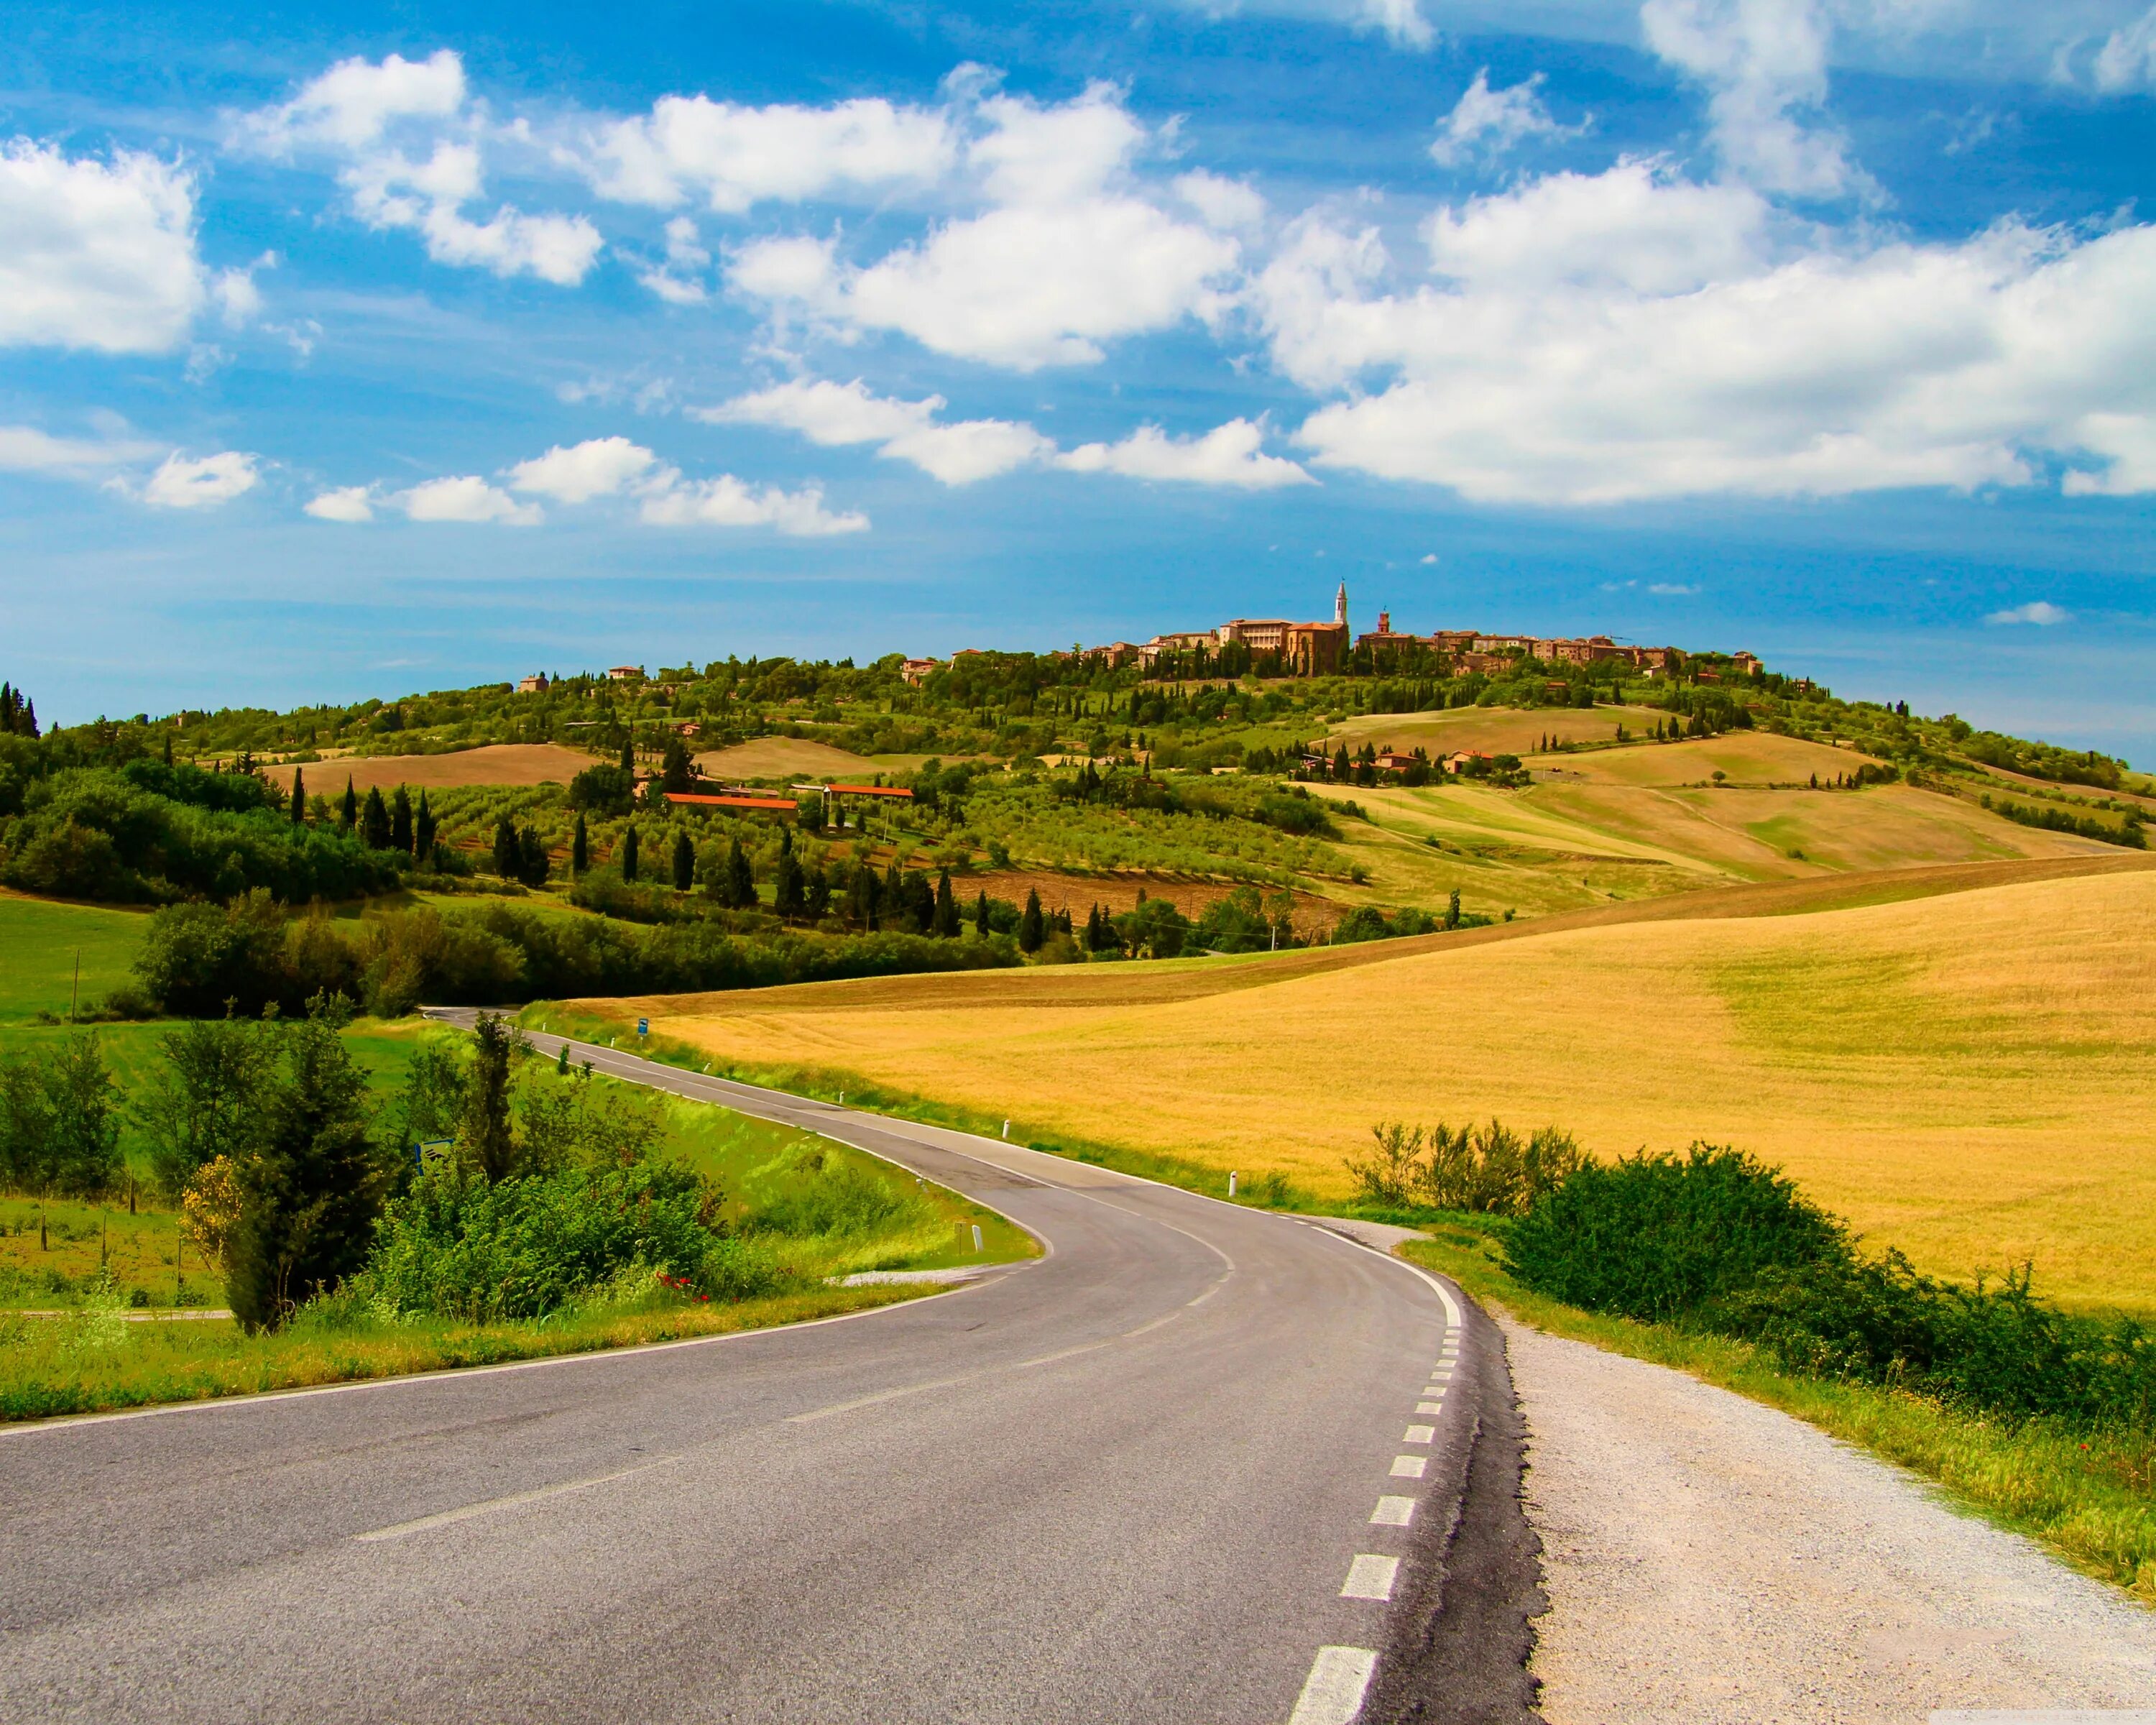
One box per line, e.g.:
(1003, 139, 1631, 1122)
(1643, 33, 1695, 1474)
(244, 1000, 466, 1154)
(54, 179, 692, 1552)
(898, 585, 1761, 684)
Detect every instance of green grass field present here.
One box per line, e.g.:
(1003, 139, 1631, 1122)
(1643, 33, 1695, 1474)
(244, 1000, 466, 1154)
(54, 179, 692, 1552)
(0, 894, 154, 1021)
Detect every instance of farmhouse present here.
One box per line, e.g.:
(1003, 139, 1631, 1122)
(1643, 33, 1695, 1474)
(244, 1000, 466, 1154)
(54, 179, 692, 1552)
(516, 673, 548, 694)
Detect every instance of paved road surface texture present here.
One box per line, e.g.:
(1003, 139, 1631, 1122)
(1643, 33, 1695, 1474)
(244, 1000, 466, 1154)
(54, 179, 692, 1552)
(0, 1021, 1539, 1725)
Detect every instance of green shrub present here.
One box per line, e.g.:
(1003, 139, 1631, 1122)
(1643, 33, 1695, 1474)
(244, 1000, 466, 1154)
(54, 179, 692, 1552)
(353, 1154, 750, 1320)
(1503, 1144, 1846, 1322)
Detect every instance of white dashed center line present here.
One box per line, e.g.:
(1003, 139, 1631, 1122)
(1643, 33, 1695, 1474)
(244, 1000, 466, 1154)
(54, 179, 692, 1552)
(1416, 1400, 1443, 1415)
(1341, 1553, 1402, 1601)
(1390, 1454, 1427, 1479)
(1289, 1647, 1378, 1725)
(1403, 1425, 1435, 1444)
(1370, 1495, 1416, 1526)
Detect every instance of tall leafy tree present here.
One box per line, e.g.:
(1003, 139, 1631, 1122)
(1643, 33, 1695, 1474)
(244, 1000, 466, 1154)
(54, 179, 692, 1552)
(456, 1012, 522, 1183)
(900, 868, 934, 934)
(0, 1035, 121, 1200)
(517, 826, 550, 888)
(414, 791, 438, 863)
(660, 735, 696, 794)
(620, 824, 640, 883)
(672, 829, 695, 891)
(571, 810, 589, 875)
(725, 837, 755, 908)
(934, 868, 960, 938)
(492, 816, 520, 879)
(223, 1000, 389, 1332)
(803, 862, 831, 921)
(137, 1014, 276, 1199)
(773, 843, 806, 921)
(361, 786, 392, 850)
(619, 735, 635, 776)
(1018, 888, 1045, 954)
(390, 785, 414, 855)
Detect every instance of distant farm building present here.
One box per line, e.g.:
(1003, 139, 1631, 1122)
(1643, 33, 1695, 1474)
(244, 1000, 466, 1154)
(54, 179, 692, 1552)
(516, 673, 549, 694)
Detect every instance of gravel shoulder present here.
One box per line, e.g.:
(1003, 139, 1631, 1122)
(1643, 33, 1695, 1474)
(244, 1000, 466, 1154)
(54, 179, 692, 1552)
(1504, 1315, 2156, 1721)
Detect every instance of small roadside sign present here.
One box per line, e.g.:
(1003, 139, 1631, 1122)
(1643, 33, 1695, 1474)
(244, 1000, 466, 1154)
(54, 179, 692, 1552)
(637, 1018, 649, 1037)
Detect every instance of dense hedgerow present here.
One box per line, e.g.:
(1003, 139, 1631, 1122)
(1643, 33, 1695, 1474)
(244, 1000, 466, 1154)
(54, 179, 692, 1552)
(351, 1155, 771, 1322)
(0, 765, 402, 904)
(129, 894, 1023, 1018)
(1502, 1145, 2156, 1428)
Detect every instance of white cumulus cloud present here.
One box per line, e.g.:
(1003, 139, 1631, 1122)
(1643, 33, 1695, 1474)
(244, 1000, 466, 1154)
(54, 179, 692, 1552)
(1986, 601, 2070, 625)
(505, 435, 657, 502)
(143, 451, 259, 509)
(702, 377, 1054, 484)
(583, 93, 954, 211)
(242, 49, 466, 152)
(0, 142, 206, 354)
(728, 85, 1240, 370)
(1431, 70, 1578, 166)
(637, 471, 868, 534)
(1258, 162, 2156, 505)
(1641, 0, 1866, 198)
(1058, 419, 1314, 489)
(305, 485, 375, 523)
(398, 475, 543, 525)
(241, 52, 603, 286)
(1358, 0, 1435, 49)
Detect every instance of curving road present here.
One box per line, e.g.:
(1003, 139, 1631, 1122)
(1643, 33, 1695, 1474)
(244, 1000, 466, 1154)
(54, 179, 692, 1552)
(0, 1025, 1539, 1724)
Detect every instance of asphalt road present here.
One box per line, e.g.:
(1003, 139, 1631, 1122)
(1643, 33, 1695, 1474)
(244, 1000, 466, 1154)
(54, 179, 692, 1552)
(0, 1023, 1537, 1725)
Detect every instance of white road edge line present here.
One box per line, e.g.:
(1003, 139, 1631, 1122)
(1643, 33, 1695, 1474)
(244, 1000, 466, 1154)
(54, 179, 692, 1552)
(1289, 1646, 1379, 1725)
(1341, 1553, 1402, 1601)
(354, 1455, 681, 1542)
(1370, 1495, 1416, 1527)
(1390, 1454, 1428, 1479)
(1416, 1401, 1443, 1415)
(1404, 1425, 1435, 1444)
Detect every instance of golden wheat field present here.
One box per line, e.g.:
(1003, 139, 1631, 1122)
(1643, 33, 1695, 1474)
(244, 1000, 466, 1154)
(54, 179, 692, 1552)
(262, 744, 597, 793)
(1324, 704, 1669, 757)
(613, 860, 2156, 1310)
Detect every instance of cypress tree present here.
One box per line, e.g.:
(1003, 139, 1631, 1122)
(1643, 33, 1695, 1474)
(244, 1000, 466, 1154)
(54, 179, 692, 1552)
(619, 734, 635, 776)
(673, 829, 695, 892)
(223, 1003, 387, 1333)
(621, 824, 639, 883)
(571, 810, 589, 875)
(934, 868, 959, 938)
(727, 837, 755, 908)
(390, 785, 414, 855)
(415, 791, 437, 862)
(340, 777, 358, 832)
(902, 868, 935, 934)
(882, 861, 904, 926)
(975, 890, 990, 937)
(163, 729, 174, 766)
(803, 862, 830, 921)
(492, 816, 520, 878)
(290, 768, 306, 825)
(361, 786, 392, 850)
(1018, 888, 1044, 954)
(774, 847, 806, 920)
(517, 827, 549, 887)
(457, 1013, 520, 1183)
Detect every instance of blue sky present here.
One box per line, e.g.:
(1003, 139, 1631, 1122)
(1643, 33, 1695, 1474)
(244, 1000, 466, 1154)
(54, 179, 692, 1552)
(3, 0, 2154, 759)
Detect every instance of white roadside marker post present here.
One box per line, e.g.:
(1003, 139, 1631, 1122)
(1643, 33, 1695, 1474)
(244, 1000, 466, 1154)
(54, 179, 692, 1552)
(972, 1225, 983, 1254)
(1002, 1120, 1010, 1139)
(1228, 1171, 1238, 1197)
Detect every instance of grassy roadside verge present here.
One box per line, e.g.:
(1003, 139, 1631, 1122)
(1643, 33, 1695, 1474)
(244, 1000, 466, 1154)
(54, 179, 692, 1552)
(538, 998, 2156, 1606)
(0, 1284, 926, 1425)
(521, 1003, 1291, 1202)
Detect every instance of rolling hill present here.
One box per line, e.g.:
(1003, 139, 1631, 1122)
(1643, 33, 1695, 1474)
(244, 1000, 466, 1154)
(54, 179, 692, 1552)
(608, 855, 2156, 1312)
